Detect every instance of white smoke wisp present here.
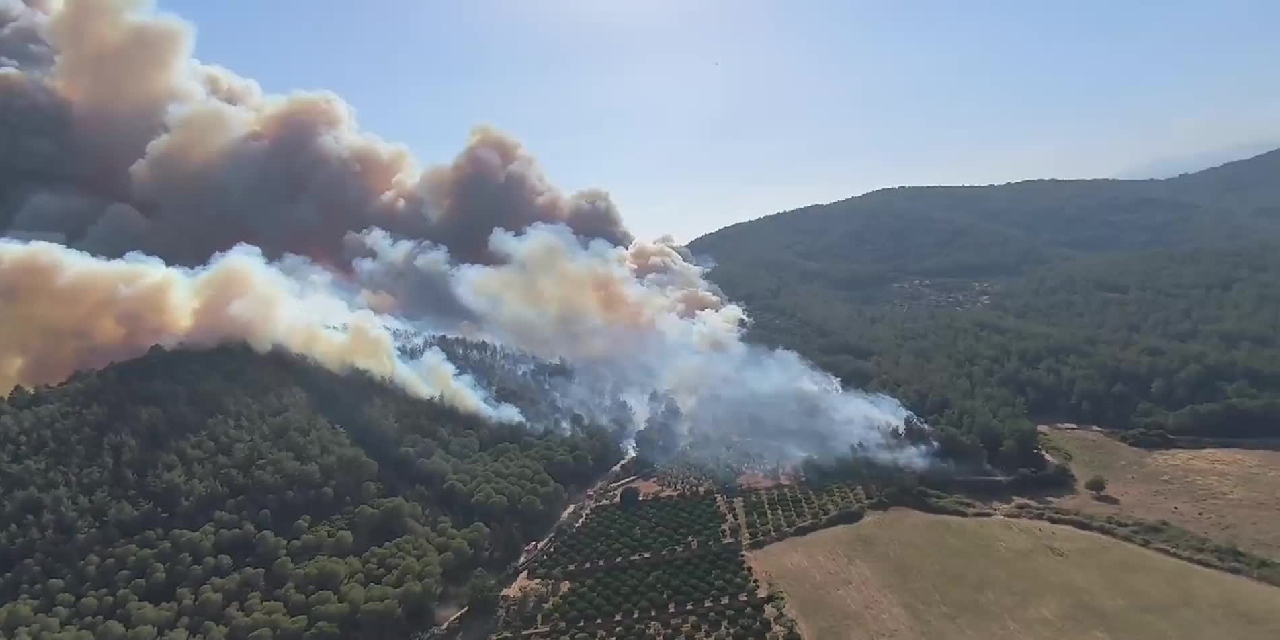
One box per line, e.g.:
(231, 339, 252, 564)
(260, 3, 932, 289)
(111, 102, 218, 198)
(0, 0, 932, 466)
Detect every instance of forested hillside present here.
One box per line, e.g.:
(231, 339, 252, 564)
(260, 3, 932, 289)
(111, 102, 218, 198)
(690, 148, 1280, 468)
(0, 346, 622, 639)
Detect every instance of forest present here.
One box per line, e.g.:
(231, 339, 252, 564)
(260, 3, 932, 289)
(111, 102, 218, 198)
(0, 346, 623, 640)
(689, 148, 1280, 470)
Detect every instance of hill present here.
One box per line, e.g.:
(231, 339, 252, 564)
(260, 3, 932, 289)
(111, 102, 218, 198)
(692, 148, 1280, 284)
(0, 345, 623, 639)
(749, 510, 1280, 640)
(689, 148, 1280, 471)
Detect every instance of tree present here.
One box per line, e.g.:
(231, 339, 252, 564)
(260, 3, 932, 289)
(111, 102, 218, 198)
(127, 626, 159, 640)
(464, 570, 499, 612)
(1084, 474, 1108, 496)
(619, 486, 641, 509)
(304, 622, 341, 640)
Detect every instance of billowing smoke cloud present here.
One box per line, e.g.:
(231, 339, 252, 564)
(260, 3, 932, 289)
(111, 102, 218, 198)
(0, 239, 519, 422)
(0, 0, 927, 466)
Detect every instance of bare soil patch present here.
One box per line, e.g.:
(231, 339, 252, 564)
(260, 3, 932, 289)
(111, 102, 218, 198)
(737, 472, 783, 490)
(501, 570, 542, 598)
(619, 478, 671, 498)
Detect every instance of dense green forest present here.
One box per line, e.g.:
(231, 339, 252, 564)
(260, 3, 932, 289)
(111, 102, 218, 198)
(0, 346, 623, 640)
(690, 149, 1280, 469)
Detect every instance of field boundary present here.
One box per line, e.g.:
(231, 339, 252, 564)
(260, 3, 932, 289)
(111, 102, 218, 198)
(490, 487, 804, 639)
(873, 488, 1280, 588)
(1040, 422, 1280, 451)
(487, 463, 1280, 638)
(727, 481, 1280, 589)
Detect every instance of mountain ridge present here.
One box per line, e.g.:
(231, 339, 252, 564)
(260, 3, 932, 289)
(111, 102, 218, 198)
(693, 146, 1280, 250)
(685, 145, 1280, 470)
(690, 146, 1280, 267)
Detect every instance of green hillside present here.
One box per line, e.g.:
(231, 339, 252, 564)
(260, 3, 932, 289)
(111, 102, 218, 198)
(689, 148, 1280, 470)
(0, 346, 622, 639)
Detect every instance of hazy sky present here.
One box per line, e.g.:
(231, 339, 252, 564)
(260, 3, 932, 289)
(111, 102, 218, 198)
(156, 0, 1280, 242)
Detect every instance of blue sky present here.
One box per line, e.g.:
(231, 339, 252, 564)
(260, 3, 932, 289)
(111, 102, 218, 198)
(156, 0, 1280, 242)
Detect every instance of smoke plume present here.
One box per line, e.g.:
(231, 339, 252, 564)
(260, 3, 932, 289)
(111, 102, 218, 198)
(0, 239, 518, 421)
(1, 0, 927, 466)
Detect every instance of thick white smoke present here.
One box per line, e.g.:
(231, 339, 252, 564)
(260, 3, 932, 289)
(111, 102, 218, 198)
(0, 0, 928, 466)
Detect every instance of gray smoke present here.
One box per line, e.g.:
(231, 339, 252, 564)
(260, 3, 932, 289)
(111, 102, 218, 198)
(1, 0, 631, 267)
(0, 0, 929, 467)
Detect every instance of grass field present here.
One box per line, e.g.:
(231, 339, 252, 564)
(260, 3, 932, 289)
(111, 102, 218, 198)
(1042, 428, 1280, 558)
(748, 510, 1280, 640)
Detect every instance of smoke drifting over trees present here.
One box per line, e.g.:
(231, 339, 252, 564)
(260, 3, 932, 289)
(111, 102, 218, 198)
(0, 0, 923, 465)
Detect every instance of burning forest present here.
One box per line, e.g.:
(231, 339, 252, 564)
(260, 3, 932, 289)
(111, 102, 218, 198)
(0, 0, 928, 469)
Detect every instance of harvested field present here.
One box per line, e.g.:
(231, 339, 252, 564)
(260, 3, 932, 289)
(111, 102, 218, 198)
(1042, 428, 1280, 558)
(749, 510, 1280, 640)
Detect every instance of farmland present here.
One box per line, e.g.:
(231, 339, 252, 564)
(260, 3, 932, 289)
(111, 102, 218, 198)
(529, 493, 728, 571)
(1041, 428, 1280, 558)
(489, 458, 1280, 640)
(749, 510, 1280, 640)
(739, 484, 870, 546)
(492, 487, 803, 639)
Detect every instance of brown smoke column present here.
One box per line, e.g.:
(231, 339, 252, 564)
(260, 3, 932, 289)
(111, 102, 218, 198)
(1, 0, 632, 267)
(0, 239, 510, 419)
(0, 0, 652, 413)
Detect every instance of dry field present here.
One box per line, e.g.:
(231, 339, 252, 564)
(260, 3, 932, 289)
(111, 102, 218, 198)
(1041, 428, 1280, 558)
(749, 510, 1280, 640)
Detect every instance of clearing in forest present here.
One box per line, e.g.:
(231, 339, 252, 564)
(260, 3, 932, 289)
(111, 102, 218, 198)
(748, 509, 1280, 640)
(1042, 428, 1280, 558)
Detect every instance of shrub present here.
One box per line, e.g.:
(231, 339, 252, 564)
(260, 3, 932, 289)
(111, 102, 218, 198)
(620, 486, 641, 508)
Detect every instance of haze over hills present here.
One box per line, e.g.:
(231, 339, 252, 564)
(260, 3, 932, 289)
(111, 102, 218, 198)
(1113, 141, 1280, 179)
